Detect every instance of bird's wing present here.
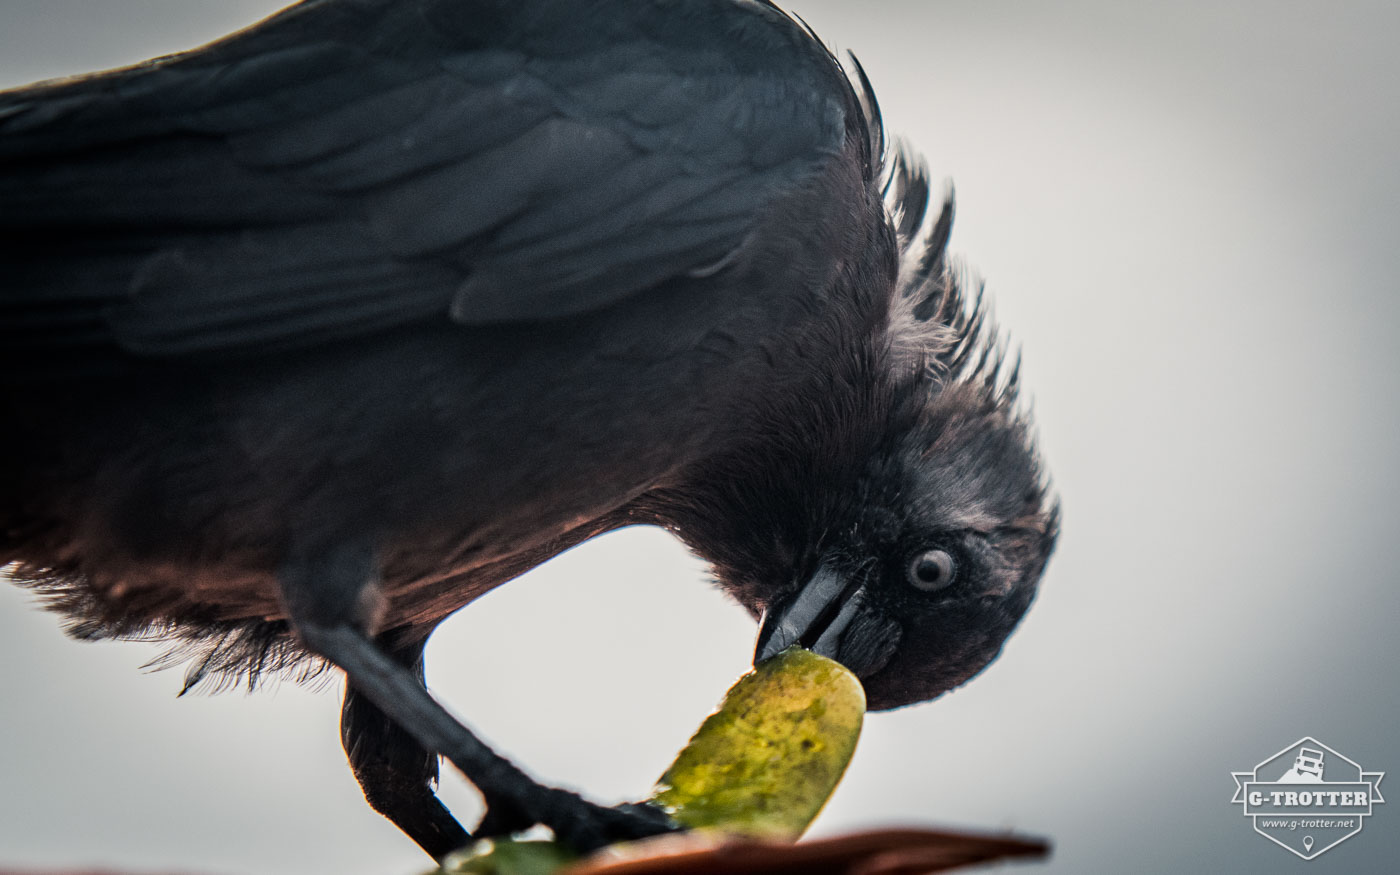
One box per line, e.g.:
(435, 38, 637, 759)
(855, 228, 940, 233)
(0, 0, 851, 367)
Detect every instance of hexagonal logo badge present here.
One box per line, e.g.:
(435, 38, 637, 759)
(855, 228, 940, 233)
(1231, 737, 1385, 860)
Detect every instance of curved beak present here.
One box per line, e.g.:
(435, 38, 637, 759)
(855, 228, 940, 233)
(754, 564, 867, 664)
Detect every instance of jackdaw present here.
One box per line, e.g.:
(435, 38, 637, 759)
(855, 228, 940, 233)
(0, 0, 1059, 860)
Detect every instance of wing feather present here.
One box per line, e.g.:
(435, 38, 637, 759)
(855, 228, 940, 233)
(0, 0, 851, 370)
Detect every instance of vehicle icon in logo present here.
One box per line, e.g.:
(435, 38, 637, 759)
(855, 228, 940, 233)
(1277, 747, 1326, 783)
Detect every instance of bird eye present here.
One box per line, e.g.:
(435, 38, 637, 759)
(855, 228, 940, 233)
(907, 549, 956, 592)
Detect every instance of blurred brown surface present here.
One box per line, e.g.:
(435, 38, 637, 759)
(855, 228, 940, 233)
(568, 827, 1049, 874)
(1, 826, 1047, 875)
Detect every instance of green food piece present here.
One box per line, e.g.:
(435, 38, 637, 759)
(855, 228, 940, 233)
(438, 836, 577, 875)
(436, 646, 865, 874)
(649, 646, 865, 840)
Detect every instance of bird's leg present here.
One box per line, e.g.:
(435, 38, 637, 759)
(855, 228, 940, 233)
(341, 635, 470, 861)
(279, 542, 678, 855)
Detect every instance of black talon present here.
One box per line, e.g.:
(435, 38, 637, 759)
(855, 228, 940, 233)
(611, 801, 684, 833)
(547, 795, 682, 853)
(477, 786, 680, 852)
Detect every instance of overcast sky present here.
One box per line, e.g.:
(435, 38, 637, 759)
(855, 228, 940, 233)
(2, 2, 1398, 874)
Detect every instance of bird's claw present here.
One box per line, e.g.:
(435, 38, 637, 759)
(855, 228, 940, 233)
(550, 796, 682, 853)
(607, 801, 685, 837)
(475, 787, 681, 853)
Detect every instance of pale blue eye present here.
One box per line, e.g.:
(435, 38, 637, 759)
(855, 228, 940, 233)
(908, 549, 955, 591)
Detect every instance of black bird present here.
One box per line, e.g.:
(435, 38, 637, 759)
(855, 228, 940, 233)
(0, 0, 1058, 861)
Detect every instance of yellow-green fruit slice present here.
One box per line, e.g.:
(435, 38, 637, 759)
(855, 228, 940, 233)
(438, 646, 865, 874)
(647, 645, 865, 840)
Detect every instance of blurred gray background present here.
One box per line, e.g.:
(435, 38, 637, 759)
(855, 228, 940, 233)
(2, 1, 1397, 873)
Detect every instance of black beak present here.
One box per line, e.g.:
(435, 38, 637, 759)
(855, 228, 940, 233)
(754, 565, 867, 665)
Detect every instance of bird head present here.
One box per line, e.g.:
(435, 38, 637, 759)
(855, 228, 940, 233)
(748, 323, 1060, 712)
(644, 157, 1058, 711)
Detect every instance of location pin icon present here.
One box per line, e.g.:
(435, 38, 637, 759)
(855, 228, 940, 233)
(1303, 836, 1315, 853)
